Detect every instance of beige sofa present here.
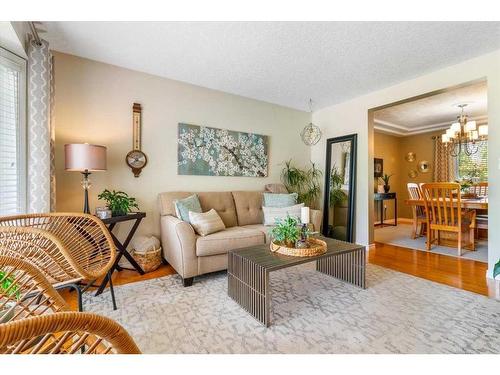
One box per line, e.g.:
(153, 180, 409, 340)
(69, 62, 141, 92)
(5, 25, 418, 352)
(158, 191, 322, 286)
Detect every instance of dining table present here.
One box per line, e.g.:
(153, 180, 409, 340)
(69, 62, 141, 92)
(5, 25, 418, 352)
(405, 197, 488, 210)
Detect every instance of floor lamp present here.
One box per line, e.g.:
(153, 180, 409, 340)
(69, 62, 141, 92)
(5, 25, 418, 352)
(65, 143, 107, 214)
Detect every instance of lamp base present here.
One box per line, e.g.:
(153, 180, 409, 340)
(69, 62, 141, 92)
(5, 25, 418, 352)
(82, 171, 91, 214)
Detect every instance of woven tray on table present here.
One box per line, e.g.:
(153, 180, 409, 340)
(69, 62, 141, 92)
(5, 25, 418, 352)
(270, 237, 327, 257)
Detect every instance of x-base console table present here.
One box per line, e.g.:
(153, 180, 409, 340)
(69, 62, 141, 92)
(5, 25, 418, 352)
(228, 236, 366, 327)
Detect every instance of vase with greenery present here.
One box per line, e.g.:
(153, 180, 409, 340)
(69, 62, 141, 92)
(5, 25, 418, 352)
(329, 165, 348, 207)
(280, 160, 322, 209)
(269, 215, 301, 248)
(0, 269, 20, 323)
(97, 189, 139, 217)
(379, 173, 393, 193)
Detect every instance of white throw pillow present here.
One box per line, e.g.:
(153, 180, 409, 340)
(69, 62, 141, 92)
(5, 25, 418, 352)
(262, 203, 304, 226)
(189, 209, 226, 236)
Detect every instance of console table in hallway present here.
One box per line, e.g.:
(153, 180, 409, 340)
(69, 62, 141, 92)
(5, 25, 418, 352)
(374, 192, 397, 227)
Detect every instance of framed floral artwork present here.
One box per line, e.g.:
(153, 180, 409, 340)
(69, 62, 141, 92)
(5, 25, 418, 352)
(177, 123, 268, 177)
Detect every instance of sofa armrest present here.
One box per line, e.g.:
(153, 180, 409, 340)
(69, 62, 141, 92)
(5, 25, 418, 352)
(160, 215, 198, 279)
(310, 209, 322, 232)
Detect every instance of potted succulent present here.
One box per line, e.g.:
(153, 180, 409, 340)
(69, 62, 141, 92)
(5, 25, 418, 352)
(0, 269, 20, 323)
(379, 173, 393, 193)
(98, 189, 139, 217)
(270, 215, 301, 248)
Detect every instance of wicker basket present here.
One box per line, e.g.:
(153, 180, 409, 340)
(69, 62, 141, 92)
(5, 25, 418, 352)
(132, 246, 162, 273)
(270, 237, 327, 257)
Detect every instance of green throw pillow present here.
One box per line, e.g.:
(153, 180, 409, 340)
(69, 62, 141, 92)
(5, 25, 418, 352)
(263, 192, 298, 208)
(174, 194, 202, 223)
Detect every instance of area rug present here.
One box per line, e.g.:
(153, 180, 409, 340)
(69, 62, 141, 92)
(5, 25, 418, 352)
(375, 224, 488, 262)
(83, 263, 500, 354)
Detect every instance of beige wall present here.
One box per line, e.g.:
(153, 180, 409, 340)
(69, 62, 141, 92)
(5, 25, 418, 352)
(311, 49, 500, 278)
(373, 132, 401, 221)
(53, 52, 310, 239)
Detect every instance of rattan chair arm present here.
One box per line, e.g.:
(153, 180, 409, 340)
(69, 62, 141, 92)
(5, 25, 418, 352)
(0, 312, 141, 354)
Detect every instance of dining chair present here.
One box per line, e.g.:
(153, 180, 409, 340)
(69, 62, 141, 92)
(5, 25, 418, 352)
(420, 183, 476, 256)
(0, 213, 117, 311)
(468, 182, 488, 197)
(407, 183, 426, 239)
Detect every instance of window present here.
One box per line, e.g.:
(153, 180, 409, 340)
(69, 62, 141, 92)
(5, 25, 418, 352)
(455, 140, 488, 182)
(0, 47, 26, 215)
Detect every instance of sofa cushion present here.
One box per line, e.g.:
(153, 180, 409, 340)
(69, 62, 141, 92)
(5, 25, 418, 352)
(263, 192, 298, 207)
(189, 209, 226, 236)
(174, 194, 202, 223)
(242, 224, 273, 243)
(197, 192, 238, 228)
(196, 227, 264, 257)
(232, 191, 264, 226)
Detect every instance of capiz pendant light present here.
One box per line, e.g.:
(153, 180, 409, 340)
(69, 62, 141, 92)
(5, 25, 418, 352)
(301, 99, 322, 146)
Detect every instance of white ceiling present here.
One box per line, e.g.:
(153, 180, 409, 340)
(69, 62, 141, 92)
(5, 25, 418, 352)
(374, 80, 488, 136)
(42, 22, 500, 111)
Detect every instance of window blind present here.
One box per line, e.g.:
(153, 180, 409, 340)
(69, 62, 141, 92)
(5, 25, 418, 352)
(455, 140, 488, 182)
(0, 49, 26, 215)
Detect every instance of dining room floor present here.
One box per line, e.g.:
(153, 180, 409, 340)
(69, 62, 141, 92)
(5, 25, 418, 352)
(374, 223, 488, 263)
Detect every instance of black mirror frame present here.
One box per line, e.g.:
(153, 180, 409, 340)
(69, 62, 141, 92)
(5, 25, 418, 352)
(322, 133, 357, 243)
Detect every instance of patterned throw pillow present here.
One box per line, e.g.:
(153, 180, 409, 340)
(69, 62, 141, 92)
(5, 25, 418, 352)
(189, 209, 226, 236)
(174, 194, 202, 223)
(262, 203, 304, 226)
(263, 192, 298, 208)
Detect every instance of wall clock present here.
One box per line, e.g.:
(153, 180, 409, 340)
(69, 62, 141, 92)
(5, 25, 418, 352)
(126, 103, 148, 177)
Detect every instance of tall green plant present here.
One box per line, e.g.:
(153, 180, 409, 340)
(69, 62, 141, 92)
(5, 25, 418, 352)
(281, 160, 322, 209)
(329, 165, 347, 207)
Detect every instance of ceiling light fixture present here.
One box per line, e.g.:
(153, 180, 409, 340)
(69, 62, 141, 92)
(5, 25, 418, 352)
(301, 99, 322, 146)
(441, 104, 487, 157)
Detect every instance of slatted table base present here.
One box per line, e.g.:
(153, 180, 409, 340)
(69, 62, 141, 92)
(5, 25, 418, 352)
(228, 247, 366, 327)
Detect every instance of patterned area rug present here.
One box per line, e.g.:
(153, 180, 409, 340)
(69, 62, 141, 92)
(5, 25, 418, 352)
(83, 263, 500, 354)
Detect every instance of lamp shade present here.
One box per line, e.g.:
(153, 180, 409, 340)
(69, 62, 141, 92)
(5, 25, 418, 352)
(65, 143, 107, 172)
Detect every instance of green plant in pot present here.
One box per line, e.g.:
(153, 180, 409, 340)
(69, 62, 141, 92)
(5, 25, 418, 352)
(281, 160, 322, 209)
(0, 269, 20, 323)
(379, 173, 393, 193)
(329, 165, 348, 207)
(98, 189, 139, 217)
(270, 215, 301, 248)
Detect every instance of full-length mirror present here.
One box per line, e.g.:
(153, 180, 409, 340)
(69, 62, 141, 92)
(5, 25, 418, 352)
(322, 134, 357, 242)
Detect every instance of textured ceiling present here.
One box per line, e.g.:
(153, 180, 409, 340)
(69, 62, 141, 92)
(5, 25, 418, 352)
(43, 22, 500, 111)
(374, 80, 488, 136)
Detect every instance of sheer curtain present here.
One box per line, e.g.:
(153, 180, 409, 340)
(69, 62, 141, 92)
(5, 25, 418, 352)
(27, 36, 55, 213)
(433, 136, 455, 182)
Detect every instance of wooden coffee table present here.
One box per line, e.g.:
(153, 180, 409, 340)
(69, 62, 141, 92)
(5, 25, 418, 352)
(227, 236, 366, 327)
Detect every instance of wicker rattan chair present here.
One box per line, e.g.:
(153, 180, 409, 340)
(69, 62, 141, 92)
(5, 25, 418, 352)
(0, 213, 117, 310)
(0, 255, 68, 323)
(0, 311, 141, 354)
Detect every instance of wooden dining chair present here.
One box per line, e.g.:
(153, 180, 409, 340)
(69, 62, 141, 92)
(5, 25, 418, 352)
(468, 182, 488, 197)
(407, 183, 426, 239)
(421, 183, 476, 256)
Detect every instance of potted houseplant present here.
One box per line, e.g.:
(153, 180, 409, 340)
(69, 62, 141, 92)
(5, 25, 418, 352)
(281, 160, 322, 209)
(270, 215, 301, 248)
(98, 189, 139, 217)
(379, 173, 393, 193)
(0, 269, 20, 323)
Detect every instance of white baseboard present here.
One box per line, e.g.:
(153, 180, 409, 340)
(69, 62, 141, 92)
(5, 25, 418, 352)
(366, 243, 376, 251)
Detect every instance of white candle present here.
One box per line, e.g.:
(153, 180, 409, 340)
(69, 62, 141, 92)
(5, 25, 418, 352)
(301, 207, 310, 225)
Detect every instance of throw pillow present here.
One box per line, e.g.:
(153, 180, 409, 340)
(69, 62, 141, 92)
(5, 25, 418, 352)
(262, 203, 304, 226)
(263, 192, 298, 208)
(174, 194, 202, 223)
(189, 209, 226, 236)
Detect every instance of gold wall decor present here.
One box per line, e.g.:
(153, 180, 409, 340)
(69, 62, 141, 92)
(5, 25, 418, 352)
(418, 160, 430, 173)
(405, 152, 416, 162)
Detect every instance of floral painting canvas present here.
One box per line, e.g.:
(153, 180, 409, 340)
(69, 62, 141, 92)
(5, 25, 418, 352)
(177, 123, 268, 177)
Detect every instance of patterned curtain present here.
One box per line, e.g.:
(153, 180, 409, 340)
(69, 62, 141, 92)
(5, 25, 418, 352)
(27, 37, 56, 213)
(433, 137, 455, 182)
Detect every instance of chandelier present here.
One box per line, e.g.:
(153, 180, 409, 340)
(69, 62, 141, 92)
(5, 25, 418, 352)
(301, 99, 322, 146)
(441, 104, 488, 157)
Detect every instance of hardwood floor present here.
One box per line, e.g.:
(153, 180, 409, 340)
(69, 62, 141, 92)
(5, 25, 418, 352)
(370, 241, 496, 297)
(61, 242, 496, 309)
